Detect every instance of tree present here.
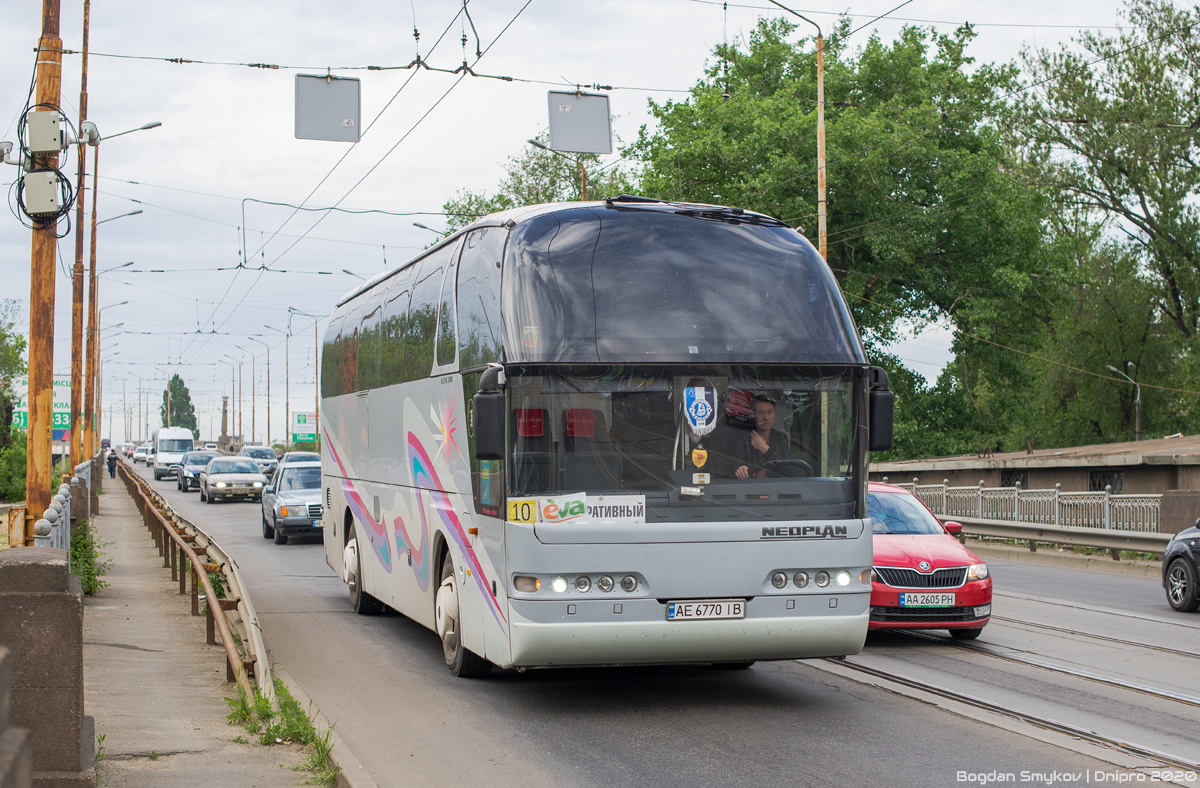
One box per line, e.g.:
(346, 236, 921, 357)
(630, 18, 1071, 456)
(1013, 0, 1200, 346)
(0, 300, 27, 449)
(160, 374, 197, 434)
(442, 131, 635, 233)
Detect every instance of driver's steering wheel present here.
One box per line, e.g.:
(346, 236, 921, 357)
(762, 458, 814, 477)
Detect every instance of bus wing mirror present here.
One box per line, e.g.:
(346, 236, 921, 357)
(473, 390, 506, 460)
(868, 366, 894, 452)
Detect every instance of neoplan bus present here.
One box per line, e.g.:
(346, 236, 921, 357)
(320, 197, 894, 677)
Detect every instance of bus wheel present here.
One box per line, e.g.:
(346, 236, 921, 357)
(347, 524, 382, 615)
(711, 661, 756, 670)
(436, 552, 491, 678)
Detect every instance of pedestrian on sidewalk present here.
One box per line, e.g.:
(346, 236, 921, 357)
(106, 449, 117, 478)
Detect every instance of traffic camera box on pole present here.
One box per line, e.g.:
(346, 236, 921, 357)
(23, 171, 61, 216)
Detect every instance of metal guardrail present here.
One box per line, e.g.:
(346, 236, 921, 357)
(118, 461, 266, 700)
(935, 515, 1173, 554)
(886, 478, 1162, 533)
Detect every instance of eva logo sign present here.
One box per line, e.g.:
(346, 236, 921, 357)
(538, 493, 587, 523)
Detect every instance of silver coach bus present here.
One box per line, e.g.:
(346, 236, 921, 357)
(320, 196, 893, 677)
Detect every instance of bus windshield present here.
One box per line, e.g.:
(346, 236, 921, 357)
(504, 365, 860, 522)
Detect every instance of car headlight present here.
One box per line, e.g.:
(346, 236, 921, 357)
(253, 482, 263, 488)
(215, 482, 227, 488)
(966, 562, 989, 581)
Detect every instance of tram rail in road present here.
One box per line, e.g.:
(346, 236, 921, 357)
(995, 591, 1200, 631)
(992, 615, 1200, 660)
(826, 657, 1200, 773)
(897, 630, 1200, 708)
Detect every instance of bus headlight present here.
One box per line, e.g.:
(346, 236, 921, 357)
(771, 572, 788, 589)
(793, 572, 809, 588)
(551, 576, 568, 593)
(575, 576, 591, 592)
(514, 576, 540, 593)
(966, 563, 989, 581)
(860, 569, 873, 585)
(835, 570, 851, 587)
(597, 575, 614, 592)
(621, 575, 638, 592)
(815, 571, 830, 587)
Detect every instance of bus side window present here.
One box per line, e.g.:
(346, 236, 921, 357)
(435, 255, 458, 368)
(457, 227, 504, 368)
(378, 275, 412, 388)
(357, 288, 386, 391)
(405, 240, 462, 381)
(320, 310, 345, 399)
(464, 371, 504, 516)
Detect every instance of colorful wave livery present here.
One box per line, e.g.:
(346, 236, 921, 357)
(408, 432, 508, 630)
(325, 430, 392, 573)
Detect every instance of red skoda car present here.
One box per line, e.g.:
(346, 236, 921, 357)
(868, 482, 992, 639)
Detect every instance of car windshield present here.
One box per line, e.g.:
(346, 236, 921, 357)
(283, 452, 320, 463)
(210, 460, 260, 475)
(278, 466, 321, 492)
(184, 452, 218, 465)
(497, 364, 861, 522)
(244, 448, 275, 459)
(868, 492, 946, 535)
(159, 439, 193, 452)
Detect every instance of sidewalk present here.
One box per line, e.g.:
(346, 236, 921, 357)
(84, 477, 307, 787)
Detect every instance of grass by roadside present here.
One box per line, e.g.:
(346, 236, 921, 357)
(71, 521, 113, 595)
(225, 678, 341, 786)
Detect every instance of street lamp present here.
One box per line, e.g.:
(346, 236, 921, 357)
(224, 353, 243, 448)
(342, 269, 365, 280)
(266, 325, 290, 449)
(96, 210, 142, 226)
(98, 261, 134, 274)
(1106, 363, 1142, 441)
(81, 121, 162, 461)
(219, 359, 236, 448)
(248, 336, 270, 446)
(526, 139, 589, 201)
(412, 222, 445, 235)
(288, 308, 323, 451)
(765, 1, 826, 260)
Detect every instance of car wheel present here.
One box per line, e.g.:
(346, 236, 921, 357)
(347, 523, 383, 615)
(273, 521, 287, 545)
(711, 661, 756, 670)
(436, 551, 491, 678)
(1166, 558, 1200, 613)
(950, 627, 984, 640)
(205, 487, 215, 504)
(199, 485, 206, 502)
(262, 514, 274, 540)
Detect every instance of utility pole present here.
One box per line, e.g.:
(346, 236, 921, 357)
(25, 0, 64, 543)
(83, 144, 99, 458)
(122, 379, 126, 442)
(69, 0, 90, 469)
(314, 319, 319, 451)
(284, 335, 289, 449)
(767, 1, 826, 259)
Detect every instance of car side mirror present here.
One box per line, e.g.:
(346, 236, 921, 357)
(473, 364, 506, 461)
(943, 521, 963, 535)
(264, 485, 275, 494)
(868, 366, 894, 452)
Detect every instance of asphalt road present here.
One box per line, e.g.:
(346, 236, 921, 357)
(130, 461, 1196, 788)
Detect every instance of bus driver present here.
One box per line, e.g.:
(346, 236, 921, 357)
(734, 394, 800, 478)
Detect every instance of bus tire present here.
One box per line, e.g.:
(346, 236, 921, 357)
(711, 661, 756, 670)
(347, 523, 382, 615)
(436, 552, 491, 678)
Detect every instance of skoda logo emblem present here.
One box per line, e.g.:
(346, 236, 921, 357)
(918, 561, 931, 572)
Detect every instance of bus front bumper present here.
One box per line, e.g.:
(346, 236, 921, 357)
(506, 592, 869, 668)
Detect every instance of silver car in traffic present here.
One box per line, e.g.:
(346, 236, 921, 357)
(199, 458, 268, 503)
(261, 461, 323, 545)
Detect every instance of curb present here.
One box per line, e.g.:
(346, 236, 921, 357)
(967, 540, 1163, 579)
(272, 666, 379, 788)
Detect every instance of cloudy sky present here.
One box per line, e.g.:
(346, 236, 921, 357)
(1, 0, 1127, 443)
